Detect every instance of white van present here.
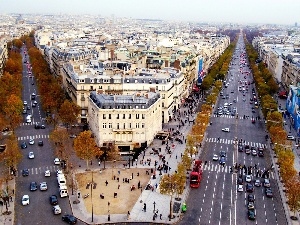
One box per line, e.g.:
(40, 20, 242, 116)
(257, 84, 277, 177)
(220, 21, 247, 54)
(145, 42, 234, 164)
(26, 115, 32, 123)
(57, 174, 66, 186)
(59, 187, 68, 198)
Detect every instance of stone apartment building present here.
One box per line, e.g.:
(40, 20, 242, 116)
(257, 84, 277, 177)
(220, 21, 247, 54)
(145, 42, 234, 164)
(88, 91, 162, 151)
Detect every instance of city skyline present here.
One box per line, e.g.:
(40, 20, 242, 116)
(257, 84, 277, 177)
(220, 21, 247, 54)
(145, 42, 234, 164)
(1, 0, 300, 25)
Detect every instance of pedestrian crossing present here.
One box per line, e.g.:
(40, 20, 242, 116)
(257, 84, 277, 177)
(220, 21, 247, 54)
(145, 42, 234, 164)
(18, 165, 60, 177)
(213, 114, 242, 119)
(202, 163, 275, 179)
(20, 120, 37, 126)
(18, 134, 49, 141)
(205, 137, 266, 148)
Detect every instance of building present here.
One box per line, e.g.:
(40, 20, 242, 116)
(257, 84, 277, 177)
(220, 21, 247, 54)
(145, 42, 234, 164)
(0, 41, 8, 76)
(88, 91, 162, 152)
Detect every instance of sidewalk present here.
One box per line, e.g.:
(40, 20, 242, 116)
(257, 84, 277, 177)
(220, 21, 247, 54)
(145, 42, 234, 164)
(0, 178, 15, 225)
(272, 96, 300, 225)
(69, 96, 202, 224)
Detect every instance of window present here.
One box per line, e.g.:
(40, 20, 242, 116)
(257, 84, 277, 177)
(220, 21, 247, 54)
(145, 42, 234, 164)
(99, 86, 102, 89)
(162, 94, 165, 99)
(108, 114, 111, 119)
(117, 114, 119, 119)
(129, 114, 131, 119)
(90, 86, 93, 90)
(103, 114, 106, 119)
(123, 114, 125, 119)
(136, 123, 139, 128)
(162, 102, 164, 107)
(129, 123, 131, 128)
(142, 114, 145, 119)
(117, 123, 119, 129)
(108, 123, 112, 128)
(142, 123, 145, 128)
(102, 123, 107, 128)
(123, 123, 125, 129)
(136, 114, 139, 119)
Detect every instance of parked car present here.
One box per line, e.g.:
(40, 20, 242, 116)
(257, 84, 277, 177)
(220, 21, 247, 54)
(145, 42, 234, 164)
(62, 214, 77, 224)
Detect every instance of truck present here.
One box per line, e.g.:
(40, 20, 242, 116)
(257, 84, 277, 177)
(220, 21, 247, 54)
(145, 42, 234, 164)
(57, 173, 68, 197)
(190, 160, 203, 188)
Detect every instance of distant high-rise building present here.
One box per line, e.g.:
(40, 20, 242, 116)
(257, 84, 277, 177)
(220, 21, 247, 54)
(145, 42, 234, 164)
(295, 22, 298, 27)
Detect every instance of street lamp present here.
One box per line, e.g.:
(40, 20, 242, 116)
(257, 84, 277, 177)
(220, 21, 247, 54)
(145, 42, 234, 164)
(91, 170, 94, 222)
(153, 201, 156, 213)
(108, 201, 110, 221)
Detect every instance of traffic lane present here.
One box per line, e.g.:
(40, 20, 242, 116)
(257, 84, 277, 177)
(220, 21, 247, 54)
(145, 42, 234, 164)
(235, 186, 252, 225)
(210, 172, 232, 225)
(15, 171, 72, 225)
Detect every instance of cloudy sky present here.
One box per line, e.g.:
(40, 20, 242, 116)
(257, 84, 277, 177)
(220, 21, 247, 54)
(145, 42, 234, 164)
(1, 0, 299, 25)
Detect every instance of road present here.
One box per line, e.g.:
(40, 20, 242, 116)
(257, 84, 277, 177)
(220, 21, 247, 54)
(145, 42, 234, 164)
(180, 33, 287, 225)
(14, 46, 85, 225)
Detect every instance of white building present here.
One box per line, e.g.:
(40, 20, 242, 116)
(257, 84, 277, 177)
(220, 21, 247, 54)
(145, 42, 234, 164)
(88, 91, 162, 151)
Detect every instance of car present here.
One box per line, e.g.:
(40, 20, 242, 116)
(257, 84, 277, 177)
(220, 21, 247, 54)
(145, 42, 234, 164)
(287, 135, 295, 140)
(222, 128, 230, 132)
(40, 182, 48, 191)
(41, 124, 46, 129)
(56, 170, 64, 176)
(237, 177, 243, 185)
(23, 101, 27, 105)
(30, 182, 38, 191)
(53, 205, 62, 215)
(265, 188, 273, 197)
(62, 214, 77, 224)
(233, 99, 237, 103)
(258, 151, 264, 157)
(54, 158, 61, 165)
(219, 157, 226, 165)
(263, 179, 270, 187)
(248, 209, 255, 220)
(22, 195, 30, 205)
(246, 183, 254, 192)
(28, 139, 35, 145)
(38, 140, 44, 146)
(238, 145, 243, 152)
(22, 169, 29, 177)
(22, 109, 27, 114)
(245, 175, 252, 182)
(69, 134, 77, 138)
(27, 105, 31, 110)
(33, 100, 38, 105)
(254, 179, 261, 187)
(34, 123, 41, 129)
(220, 151, 226, 157)
(21, 142, 27, 149)
(213, 154, 218, 161)
(49, 195, 58, 205)
(237, 185, 243, 192)
(45, 170, 51, 177)
(32, 103, 37, 107)
(248, 202, 255, 210)
(251, 149, 257, 156)
(248, 194, 255, 202)
(28, 152, 34, 159)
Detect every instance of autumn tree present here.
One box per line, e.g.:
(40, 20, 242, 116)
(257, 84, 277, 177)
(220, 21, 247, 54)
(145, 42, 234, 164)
(286, 176, 300, 218)
(2, 134, 23, 177)
(73, 131, 99, 170)
(3, 94, 23, 130)
(58, 100, 81, 128)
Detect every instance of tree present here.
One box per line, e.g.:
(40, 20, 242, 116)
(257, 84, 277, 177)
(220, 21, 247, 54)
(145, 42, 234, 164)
(58, 100, 80, 128)
(286, 176, 300, 218)
(49, 127, 73, 171)
(73, 131, 99, 170)
(2, 134, 22, 177)
(3, 94, 23, 130)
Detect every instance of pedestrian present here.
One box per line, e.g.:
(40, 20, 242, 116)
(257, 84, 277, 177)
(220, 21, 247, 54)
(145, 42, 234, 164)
(118, 184, 120, 189)
(143, 203, 146, 212)
(12, 189, 14, 195)
(127, 211, 130, 220)
(98, 161, 101, 167)
(160, 214, 162, 220)
(105, 180, 108, 186)
(176, 155, 177, 159)
(10, 196, 13, 202)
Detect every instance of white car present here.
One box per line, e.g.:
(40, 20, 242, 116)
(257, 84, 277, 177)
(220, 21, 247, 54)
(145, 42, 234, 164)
(237, 185, 243, 192)
(56, 170, 63, 176)
(28, 152, 34, 159)
(254, 179, 261, 187)
(213, 154, 219, 161)
(44, 170, 51, 177)
(22, 195, 30, 205)
(54, 158, 60, 165)
(222, 128, 230, 132)
(245, 175, 252, 182)
(29, 139, 35, 145)
(287, 135, 295, 140)
(23, 101, 27, 105)
(40, 182, 48, 191)
(53, 205, 61, 215)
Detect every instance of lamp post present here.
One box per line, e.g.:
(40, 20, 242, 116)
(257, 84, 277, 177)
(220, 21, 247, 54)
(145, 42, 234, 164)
(128, 156, 131, 168)
(91, 170, 94, 222)
(108, 201, 110, 221)
(153, 201, 156, 213)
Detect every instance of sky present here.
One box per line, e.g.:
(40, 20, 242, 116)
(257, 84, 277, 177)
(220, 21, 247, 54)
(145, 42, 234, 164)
(1, 0, 300, 25)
